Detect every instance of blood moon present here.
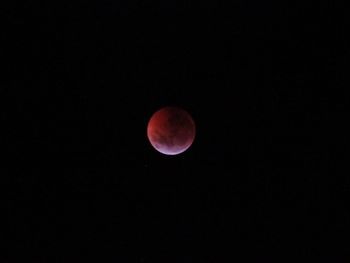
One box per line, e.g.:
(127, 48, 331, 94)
(147, 107, 196, 155)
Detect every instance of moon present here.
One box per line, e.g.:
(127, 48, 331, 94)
(147, 106, 196, 155)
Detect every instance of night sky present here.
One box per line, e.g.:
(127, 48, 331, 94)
(2, 0, 347, 262)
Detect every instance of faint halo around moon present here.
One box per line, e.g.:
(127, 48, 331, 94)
(147, 106, 196, 155)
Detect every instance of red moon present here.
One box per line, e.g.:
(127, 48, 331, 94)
(147, 107, 196, 155)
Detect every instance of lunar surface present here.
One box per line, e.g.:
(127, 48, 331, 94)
(147, 107, 196, 155)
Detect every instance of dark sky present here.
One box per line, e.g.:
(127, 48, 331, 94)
(2, 0, 347, 262)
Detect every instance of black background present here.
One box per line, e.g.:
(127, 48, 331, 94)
(2, 0, 348, 262)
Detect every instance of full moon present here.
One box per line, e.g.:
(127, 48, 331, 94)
(147, 106, 196, 155)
